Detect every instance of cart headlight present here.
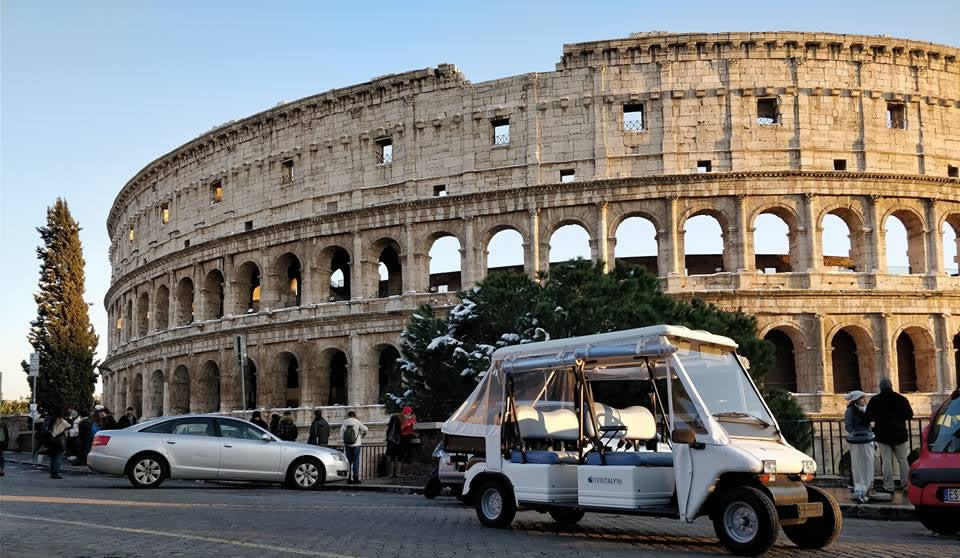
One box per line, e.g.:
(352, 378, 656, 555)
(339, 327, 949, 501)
(801, 459, 816, 481)
(762, 460, 777, 474)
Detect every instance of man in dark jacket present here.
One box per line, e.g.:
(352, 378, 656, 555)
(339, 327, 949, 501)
(77, 411, 92, 466)
(866, 377, 914, 492)
(307, 409, 330, 446)
(277, 411, 299, 442)
(250, 411, 269, 431)
(117, 407, 138, 429)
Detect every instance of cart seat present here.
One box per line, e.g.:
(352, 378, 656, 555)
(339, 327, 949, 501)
(584, 451, 674, 467)
(510, 449, 579, 465)
(586, 404, 657, 441)
(516, 405, 579, 440)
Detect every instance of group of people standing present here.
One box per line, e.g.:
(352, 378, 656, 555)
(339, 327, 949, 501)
(29, 405, 136, 479)
(844, 377, 915, 503)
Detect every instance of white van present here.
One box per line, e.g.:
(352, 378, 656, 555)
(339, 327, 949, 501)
(442, 325, 840, 556)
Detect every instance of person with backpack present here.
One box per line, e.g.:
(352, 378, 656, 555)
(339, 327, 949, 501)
(844, 390, 875, 503)
(277, 411, 299, 442)
(866, 377, 915, 493)
(45, 409, 72, 480)
(340, 411, 368, 484)
(398, 406, 418, 476)
(307, 409, 330, 446)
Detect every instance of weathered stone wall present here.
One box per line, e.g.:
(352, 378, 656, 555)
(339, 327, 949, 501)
(102, 32, 960, 422)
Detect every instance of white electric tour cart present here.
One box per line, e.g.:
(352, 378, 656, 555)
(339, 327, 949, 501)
(442, 325, 841, 556)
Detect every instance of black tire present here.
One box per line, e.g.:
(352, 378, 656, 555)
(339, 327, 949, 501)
(917, 506, 960, 536)
(475, 479, 516, 528)
(712, 486, 780, 556)
(286, 457, 325, 491)
(424, 470, 442, 500)
(549, 508, 586, 527)
(126, 452, 167, 489)
(782, 485, 843, 549)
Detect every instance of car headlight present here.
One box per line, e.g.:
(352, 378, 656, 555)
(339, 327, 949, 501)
(331, 452, 346, 462)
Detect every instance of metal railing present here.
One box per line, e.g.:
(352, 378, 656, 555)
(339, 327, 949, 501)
(624, 119, 644, 132)
(783, 417, 928, 477)
(329, 443, 388, 480)
(493, 134, 510, 146)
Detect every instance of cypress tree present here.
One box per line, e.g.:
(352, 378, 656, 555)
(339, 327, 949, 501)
(22, 199, 99, 413)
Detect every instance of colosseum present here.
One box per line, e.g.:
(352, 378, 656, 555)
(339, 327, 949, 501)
(101, 31, 960, 434)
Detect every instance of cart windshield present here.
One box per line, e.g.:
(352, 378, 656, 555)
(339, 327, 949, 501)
(673, 340, 778, 438)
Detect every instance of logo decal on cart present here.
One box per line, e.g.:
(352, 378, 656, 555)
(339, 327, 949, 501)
(586, 476, 623, 485)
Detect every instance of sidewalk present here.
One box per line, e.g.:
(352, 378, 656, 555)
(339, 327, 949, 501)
(817, 486, 916, 521)
(6, 452, 95, 475)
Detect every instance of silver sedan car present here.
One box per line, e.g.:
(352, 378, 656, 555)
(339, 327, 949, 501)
(87, 414, 349, 490)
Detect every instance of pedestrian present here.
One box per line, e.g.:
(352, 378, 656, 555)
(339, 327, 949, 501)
(0, 416, 9, 477)
(307, 409, 330, 446)
(269, 413, 281, 436)
(844, 390, 875, 503)
(399, 406, 418, 470)
(66, 408, 81, 463)
(866, 377, 915, 493)
(117, 407, 138, 429)
(46, 409, 71, 480)
(278, 411, 299, 442)
(250, 410, 269, 431)
(102, 408, 119, 430)
(385, 410, 403, 477)
(77, 410, 93, 466)
(340, 410, 368, 484)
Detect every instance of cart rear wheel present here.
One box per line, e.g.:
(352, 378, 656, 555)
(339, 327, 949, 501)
(712, 486, 779, 556)
(549, 509, 585, 527)
(475, 479, 516, 528)
(782, 486, 842, 549)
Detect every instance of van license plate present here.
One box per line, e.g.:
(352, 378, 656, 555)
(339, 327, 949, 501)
(945, 488, 960, 502)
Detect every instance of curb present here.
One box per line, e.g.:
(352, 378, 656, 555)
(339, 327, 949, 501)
(7, 455, 97, 476)
(326, 482, 424, 495)
(838, 503, 916, 521)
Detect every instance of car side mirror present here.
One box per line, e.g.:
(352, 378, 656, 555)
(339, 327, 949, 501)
(671, 428, 696, 445)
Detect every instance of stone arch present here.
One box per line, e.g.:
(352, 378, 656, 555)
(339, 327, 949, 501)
(484, 226, 525, 277)
(175, 277, 195, 326)
(271, 351, 301, 408)
(137, 291, 149, 337)
(155, 284, 170, 330)
(940, 213, 960, 275)
(321, 348, 348, 406)
(148, 369, 164, 418)
(234, 260, 262, 314)
(371, 237, 403, 298)
(273, 252, 303, 308)
(828, 324, 875, 394)
(679, 207, 732, 275)
(820, 205, 866, 272)
(761, 325, 803, 392)
(194, 360, 221, 413)
(243, 357, 258, 410)
(613, 214, 659, 276)
(427, 232, 462, 293)
(318, 245, 351, 301)
(752, 205, 803, 273)
(202, 269, 225, 320)
(548, 221, 592, 264)
(894, 325, 937, 393)
(119, 375, 128, 411)
(376, 343, 402, 401)
(131, 372, 143, 417)
(883, 208, 926, 274)
(170, 365, 190, 414)
(124, 299, 133, 341)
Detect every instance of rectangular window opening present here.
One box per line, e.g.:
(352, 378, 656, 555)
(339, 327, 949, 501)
(128, 226, 135, 242)
(244, 220, 253, 231)
(757, 98, 778, 125)
(160, 202, 170, 225)
(492, 118, 510, 146)
(886, 102, 906, 129)
(433, 184, 447, 197)
(280, 159, 294, 183)
(948, 165, 958, 178)
(376, 138, 393, 164)
(623, 103, 644, 132)
(833, 159, 847, 171)
(210, 181, 223, 203)
(326, 201, 338, 213)
(184, 239, 190, 248)
(696, 160, 712, 173)
(560, 169, 576, 183)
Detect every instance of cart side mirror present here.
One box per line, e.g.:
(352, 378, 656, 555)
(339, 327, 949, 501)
(671, 428, 696, 445)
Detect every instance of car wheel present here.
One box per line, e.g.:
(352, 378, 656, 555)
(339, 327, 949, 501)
(288, 457, 324, 491)
(127, 453, 167, 489)
(917, 506, 960, 536)
(782, 485, 842, 549)
(549, 508, 586, 527)
(712, 486, 779, 556)
(475, 479, 516, 528)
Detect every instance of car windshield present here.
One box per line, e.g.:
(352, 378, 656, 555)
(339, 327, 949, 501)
(928, 395, 960, 453)
(672, 340, 777, 438)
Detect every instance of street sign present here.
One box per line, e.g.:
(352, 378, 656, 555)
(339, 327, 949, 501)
(28, 352, 39, 377)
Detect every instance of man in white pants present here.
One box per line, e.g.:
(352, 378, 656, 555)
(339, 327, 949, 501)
(866, 378, 914, 493)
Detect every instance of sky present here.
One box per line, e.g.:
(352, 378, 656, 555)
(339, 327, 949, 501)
(2, 1, 957, 400)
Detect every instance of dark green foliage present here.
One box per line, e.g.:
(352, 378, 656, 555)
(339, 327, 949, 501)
(22, 199, 99, 414)
(765, 390, 813, 451)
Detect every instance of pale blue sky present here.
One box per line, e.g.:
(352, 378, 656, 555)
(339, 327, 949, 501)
(2, 1, 957, 400)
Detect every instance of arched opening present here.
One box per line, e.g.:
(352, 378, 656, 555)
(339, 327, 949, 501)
(175, 277, 195, 326)
(822, 209, 864, 271)
(830, 327, 874, 393)
(615, 216, 658, 276)
(137, 292, 149, 336)
(124, 300, 133, 341)
(195, 360, 220, 413)
(377, 242, 403, 297)
(428, 234, 462, 293)
(944, 215, 960, 276)
(170, 365, 190, 415)
(274, 253, 302, 308)
(274, 352, 300, 408)
(329, 350, 348, 406)
(897, 326, 937, 392)
(321, 246, 351, 301)
(202, 269, 225, 320)
(753, 211, 793, 273)
(149, 370, 163, 418)
(235, 261, 262, 314)
(120, 376, 128, 411)
(884, 210, 925, 275)
(155, 285, 170, 330)
(131, 373, 143, 418)
(683, 213, 726, 275)
(377, 345, 402, 401)
(549, 223, 591, 266)
(486, 228, 525, 276)
(895, 333, 918, 393)
(243, 357, 257, 410)
(764, 329, 798, 392)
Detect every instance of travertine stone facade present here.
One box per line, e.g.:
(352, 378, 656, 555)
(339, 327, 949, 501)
(102, 32, 960, 424)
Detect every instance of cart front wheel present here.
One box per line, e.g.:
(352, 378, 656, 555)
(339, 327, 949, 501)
(782, 486, 842, 549)
(712, 486, 779, 556)
(549, 508, 585, 527)
(475, 479, 516, 528)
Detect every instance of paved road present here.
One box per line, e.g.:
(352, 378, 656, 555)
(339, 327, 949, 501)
(1, 461, 957, 558)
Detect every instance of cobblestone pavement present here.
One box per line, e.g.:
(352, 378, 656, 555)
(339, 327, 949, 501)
(1, 462, 957, 558)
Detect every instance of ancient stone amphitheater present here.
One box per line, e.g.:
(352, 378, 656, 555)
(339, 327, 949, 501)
(102, 32, 960, 431)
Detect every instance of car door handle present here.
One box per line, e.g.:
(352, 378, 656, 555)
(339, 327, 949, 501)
(223, 444, 233, 448)
(166, 441, 176, 445)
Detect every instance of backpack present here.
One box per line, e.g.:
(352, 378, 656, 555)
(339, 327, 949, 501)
(279, 420, 298, 441)
(342, 423, 358, 445)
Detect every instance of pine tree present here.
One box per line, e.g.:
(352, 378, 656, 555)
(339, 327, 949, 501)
(22, 199, 99, 413)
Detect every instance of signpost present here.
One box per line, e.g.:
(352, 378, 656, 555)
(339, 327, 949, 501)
(234, 335, 247, 411)
(28, 352, 39, 452)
